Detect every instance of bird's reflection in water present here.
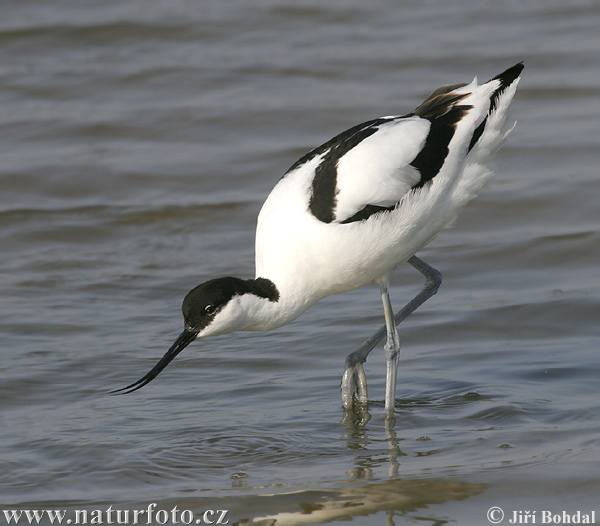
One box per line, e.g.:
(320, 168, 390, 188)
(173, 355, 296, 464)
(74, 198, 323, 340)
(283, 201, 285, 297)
(235, 406, 485, 525)
(239, 477, 485, 525)
(342, 402, 406, 479)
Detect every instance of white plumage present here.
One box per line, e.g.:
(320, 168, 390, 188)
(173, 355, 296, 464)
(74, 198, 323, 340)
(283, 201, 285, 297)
(255, 66, 521, 327)
(113, 63, 523, 415)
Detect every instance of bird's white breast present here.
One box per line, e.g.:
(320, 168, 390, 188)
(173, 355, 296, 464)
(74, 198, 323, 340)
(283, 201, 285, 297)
(254, 158, 427, 320)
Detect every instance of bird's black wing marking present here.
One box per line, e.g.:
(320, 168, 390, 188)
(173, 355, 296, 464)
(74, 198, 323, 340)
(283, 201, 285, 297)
(339, 203, 397, 224)
(469, 62, 524, 152)
(411, 90, 469, 120)
(283, 117, 392, 176)
(487, 62, 524, 112)
(285, 117, 394, 224)
(406, 91, 472, 189)
(410, 105, 472, 188)
(468, 117, 487, 153)
(308, 121, 393, 223)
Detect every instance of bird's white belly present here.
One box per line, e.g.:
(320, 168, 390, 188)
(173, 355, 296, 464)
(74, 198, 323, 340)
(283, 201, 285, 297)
(254, 174, 448, 320)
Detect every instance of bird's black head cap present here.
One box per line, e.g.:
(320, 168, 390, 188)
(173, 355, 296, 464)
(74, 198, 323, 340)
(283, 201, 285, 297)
(182, 276, 278, 332)
(182, 277, 242, 331)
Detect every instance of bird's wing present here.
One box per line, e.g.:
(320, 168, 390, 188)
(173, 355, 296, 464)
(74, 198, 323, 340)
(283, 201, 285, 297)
(333, 116, 430, 223)
(285, 62, 523, 225)
(293, 115, 431, 224)
(297, 89, 482, 224)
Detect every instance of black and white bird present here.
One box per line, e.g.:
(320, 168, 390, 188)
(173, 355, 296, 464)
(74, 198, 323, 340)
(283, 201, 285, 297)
(113, 63, 523, 414)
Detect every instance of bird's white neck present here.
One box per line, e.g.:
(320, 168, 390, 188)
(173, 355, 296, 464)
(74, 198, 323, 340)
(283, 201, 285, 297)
(243, 277, 319, 331)
(197, 277, 313, 336)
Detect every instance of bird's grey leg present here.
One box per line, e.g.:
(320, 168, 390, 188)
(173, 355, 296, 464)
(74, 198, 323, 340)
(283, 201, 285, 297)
(340, 255, 442, 411)
(380, 275, 400, 413)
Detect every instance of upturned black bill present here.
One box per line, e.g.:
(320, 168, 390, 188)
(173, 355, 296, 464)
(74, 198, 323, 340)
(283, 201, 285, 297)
(110, 329, 198, 395)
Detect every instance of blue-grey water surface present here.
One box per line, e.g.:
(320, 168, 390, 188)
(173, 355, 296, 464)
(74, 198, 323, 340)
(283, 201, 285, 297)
(2, 1, 600, 525)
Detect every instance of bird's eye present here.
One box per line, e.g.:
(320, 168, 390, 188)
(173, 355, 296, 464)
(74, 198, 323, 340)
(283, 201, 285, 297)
(204, 304, 217, 315)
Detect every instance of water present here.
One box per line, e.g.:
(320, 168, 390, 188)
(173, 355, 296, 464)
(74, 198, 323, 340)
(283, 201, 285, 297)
(1, 1, 600, 524)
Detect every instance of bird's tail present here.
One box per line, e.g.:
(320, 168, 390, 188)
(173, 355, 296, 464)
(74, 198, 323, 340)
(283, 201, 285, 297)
(448, 63, 523, 207)
(467, 62, 524, 163)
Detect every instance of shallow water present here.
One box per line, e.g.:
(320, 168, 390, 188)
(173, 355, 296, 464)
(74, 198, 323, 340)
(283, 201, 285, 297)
(2, 1, 600, 524)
